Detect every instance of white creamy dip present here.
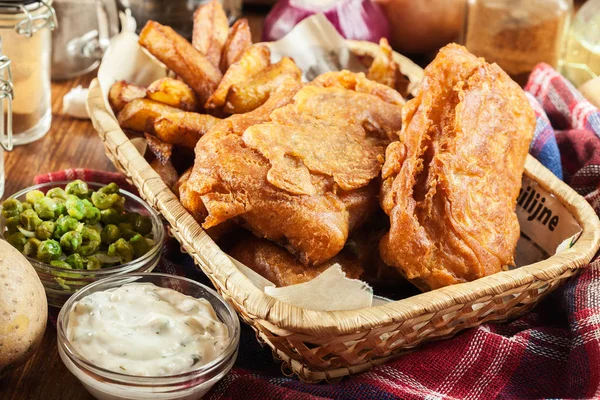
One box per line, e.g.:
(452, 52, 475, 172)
(66, 282, 229, 377)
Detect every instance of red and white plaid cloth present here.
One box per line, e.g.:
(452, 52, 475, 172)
(36, 64, 600, 399)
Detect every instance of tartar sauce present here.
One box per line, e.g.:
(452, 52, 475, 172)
(67, 282, 229, 376)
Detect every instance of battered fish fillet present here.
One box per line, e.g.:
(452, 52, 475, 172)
(188, 72, 402, 266)
(379, 44, 535, 291)
(229, 236, 364, 287)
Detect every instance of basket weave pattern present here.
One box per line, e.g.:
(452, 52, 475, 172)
(87, 42, 600, 382)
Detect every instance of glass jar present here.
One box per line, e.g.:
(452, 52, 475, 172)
(51, 0, 119, 80)
(463, 0, 572, 86)
(0, 0, 56, 146)
(0, 38, 12, 199)
(561, 0, 600, 87)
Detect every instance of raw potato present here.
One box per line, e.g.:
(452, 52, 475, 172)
(224, 57, 302, 114)
(139, 21, 223, 105)
(0, 240, 47, 375)
(147, 78, 198, 111)
(154, 112, 221, 148)
(118, 98, 182, 133)
(108, 81, 147, 113)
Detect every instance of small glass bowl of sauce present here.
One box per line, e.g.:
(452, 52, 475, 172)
(57, 273, 240, 400)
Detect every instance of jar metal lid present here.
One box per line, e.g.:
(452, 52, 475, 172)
(0, 0, 56, 37)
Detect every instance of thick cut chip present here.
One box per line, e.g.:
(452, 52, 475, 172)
(118, 99, 181, 133)
(192, 0, 229, 67)
(220, 18, 252, 72)
(379, 44, 536, 291)
(109, 81, 147, 113)
(145, 133, 173, 165)
(205, 44, 270, 110)
(150, 158, 179, 189)
(223, 57, 302, 114)
(139, 21, 222, 105)
(154, 112, 221, 148)
(147, 78, 198, 111)
(367, 38, 398, 89)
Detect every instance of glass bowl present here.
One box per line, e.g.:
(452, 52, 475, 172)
(57, 273, 240, 400)
(0, 181, 164, 307)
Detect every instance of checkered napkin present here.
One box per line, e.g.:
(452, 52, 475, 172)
(37, 63, 600, 399)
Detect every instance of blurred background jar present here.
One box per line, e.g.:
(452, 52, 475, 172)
(0, 38, 13, 198)
(561, 0, 600, 88)
(0, 0, 56, 146)
(117, 0, 241, 39)
(462, 0, 573, 86)
(51, 0, 119, 80)
(373, 0, 466, 55)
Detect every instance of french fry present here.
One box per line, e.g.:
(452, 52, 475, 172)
(192, 0, 229, 67)
(367, 38, 398, 89)
(150, 158, 179, 189)
(154, 112, 221, 148)
(117, 98, 181, 133)
(144, 133, 173, 165)
(139, 21, 222, 105)
(108, 81, 147, 113)
(223, 57, 302, 114)
(219, 18, 252, 73)
(147, 78, 198, 111)
(205, 44, 270, 110)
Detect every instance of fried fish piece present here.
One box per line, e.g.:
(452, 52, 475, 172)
(192, 0, 229, 67)
(147, 78, 198, 111)
(188, 72, 399, 265)
(244, 107, 386, 195)
(139, 21, 222, 105)
(294, 84, 403, 141)
(367, 38, 398, 89)
(379, 44, 535, 291)
(229, 235, 364, 287)
(220, 18, 252, 73)
(311, 70, 405, 106)
(108, 81, 147, 113)
(223, 57, 302, 114)
(154, 112, 221, 148)
(205, 44, 271, 110)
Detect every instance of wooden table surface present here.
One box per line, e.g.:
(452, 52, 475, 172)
(0, 12, 265, 400)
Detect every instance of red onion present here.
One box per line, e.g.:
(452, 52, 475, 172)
(262, 0, 390, 43)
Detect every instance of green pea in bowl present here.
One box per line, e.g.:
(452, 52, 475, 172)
(0, 181, 164, 307)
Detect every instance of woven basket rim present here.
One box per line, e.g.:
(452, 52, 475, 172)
(86, 40, 600, 338)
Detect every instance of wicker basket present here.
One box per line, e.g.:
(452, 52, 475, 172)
(87, 40, 600, 383)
